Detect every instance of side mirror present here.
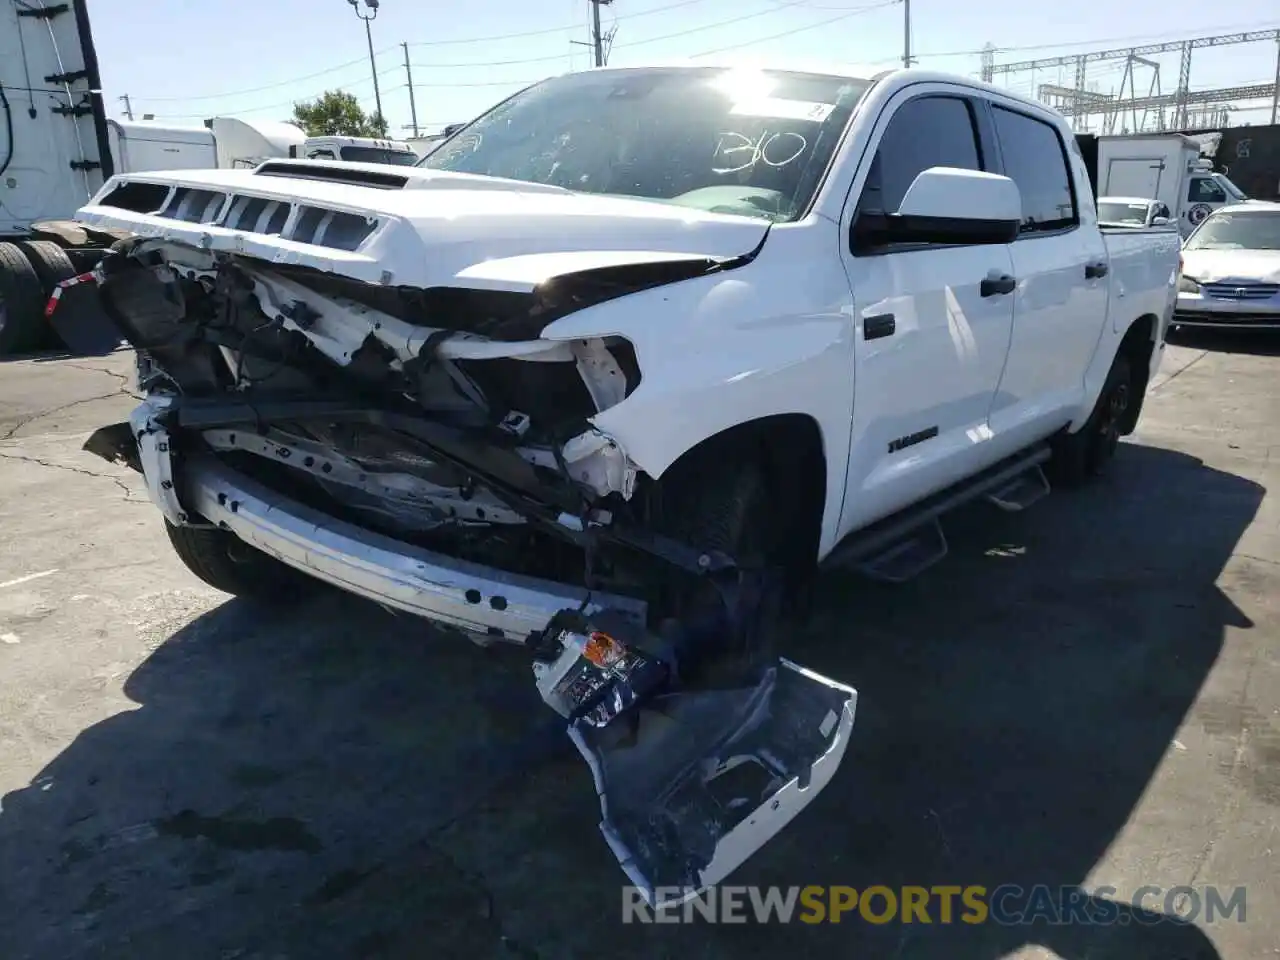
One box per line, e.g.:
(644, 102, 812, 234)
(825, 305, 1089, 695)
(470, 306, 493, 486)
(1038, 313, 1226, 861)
(442, 122, 465, 138)
(1151, 216, 1171, 227)
(854, 167, 1022, 250)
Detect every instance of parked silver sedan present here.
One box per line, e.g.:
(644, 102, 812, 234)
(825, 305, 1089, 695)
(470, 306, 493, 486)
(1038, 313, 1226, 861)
(1176, 202, 1280, 330)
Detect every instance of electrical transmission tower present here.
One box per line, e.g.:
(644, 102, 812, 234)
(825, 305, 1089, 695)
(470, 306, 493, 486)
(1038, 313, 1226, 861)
(986, 29, 1280, 133)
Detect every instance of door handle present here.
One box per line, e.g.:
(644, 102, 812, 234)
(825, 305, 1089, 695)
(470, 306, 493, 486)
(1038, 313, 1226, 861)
(864, 313, 896, 340)
(980, 274, 1016, 297)
(1085, 261, 1109, 279)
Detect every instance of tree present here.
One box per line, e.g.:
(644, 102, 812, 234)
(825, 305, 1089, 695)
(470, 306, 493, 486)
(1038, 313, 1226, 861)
(291, 90, 387, 138)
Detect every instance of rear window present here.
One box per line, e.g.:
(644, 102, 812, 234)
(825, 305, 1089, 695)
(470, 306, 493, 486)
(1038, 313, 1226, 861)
(339, 146, 419, 166)
(991, 106, 1078, 234)
(1097, 201, 1149, 225)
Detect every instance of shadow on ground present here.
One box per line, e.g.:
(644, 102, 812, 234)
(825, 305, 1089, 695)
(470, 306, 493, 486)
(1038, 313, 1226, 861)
(1168, 326, 1280, 357)
(0, 443, 1264, 959)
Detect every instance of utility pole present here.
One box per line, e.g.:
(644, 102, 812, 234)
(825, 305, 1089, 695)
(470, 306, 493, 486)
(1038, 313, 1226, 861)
(902, 0, 912, 69)
(119, 94, 133, 120)
(590, 0, 613, 67)
(403, 42, 419, 138)
(347, 0, 384, 126)
(1271, 35, 1279, 125)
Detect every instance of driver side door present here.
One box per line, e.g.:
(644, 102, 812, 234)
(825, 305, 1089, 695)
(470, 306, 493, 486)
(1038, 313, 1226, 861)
(837, 89, 1017, 536)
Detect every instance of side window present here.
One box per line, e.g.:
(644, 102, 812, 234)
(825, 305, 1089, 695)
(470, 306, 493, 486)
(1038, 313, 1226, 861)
(991, 106, 1077, 234)
(1189, 177, 1226, 203)
(308, 150, 336, 160)
(1154, 202, 1171, 220)
(856, 95, 983, 218)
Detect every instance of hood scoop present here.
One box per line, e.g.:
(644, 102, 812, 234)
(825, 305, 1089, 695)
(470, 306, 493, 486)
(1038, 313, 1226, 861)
(253, 161, 410, 190)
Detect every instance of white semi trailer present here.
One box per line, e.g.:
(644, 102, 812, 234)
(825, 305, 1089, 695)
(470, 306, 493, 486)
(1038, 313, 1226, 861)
(106, 117, 308, 174)
(0, 0, 120, 355)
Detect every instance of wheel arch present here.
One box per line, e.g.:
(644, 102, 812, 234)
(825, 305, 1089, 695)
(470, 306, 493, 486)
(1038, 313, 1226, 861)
(649, 413, 830, 571)
(1117, 312, 1158, 435)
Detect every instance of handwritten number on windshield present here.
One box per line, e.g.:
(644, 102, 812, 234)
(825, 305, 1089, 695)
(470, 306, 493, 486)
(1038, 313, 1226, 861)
(712, 130, 808, 175)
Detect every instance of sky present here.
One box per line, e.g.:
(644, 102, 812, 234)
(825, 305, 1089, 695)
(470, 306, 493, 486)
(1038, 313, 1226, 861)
(86, 0, 1280, 138)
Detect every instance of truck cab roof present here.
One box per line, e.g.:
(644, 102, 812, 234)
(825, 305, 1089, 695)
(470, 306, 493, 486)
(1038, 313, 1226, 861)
(303, 136, 414, 151)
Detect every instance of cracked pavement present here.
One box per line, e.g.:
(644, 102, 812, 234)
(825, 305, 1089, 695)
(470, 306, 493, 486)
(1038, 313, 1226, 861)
(0, 334, 1278, 960)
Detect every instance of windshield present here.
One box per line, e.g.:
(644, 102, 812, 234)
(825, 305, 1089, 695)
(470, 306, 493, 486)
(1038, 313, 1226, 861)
(340, 146, 419, 166)
(1215, 174, 1248, 202)
(1184, 210, 1280, 251)
(417, 67, 871, 222)
(1097, 201, 1149, 225)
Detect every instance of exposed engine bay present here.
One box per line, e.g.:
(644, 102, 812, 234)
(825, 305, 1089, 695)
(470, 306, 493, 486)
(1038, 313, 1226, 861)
(85, 235, 727, 597)
(76, 235, 857, 905)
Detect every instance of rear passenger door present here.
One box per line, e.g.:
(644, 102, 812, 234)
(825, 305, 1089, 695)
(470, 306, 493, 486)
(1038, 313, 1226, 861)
(838, 89, 1017, 535)
(986, 101, 1109, 446)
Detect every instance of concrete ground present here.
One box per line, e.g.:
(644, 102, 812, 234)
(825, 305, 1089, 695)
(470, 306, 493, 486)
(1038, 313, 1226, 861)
(0, 333, 1276, 960)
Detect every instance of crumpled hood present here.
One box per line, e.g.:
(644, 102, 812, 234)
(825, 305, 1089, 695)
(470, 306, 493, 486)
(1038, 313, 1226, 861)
(75, 161, 771, 290)
(1181, 249, 1280, 284)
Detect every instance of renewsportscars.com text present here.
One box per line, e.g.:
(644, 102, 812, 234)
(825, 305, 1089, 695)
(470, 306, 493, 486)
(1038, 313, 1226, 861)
(622, 884, 1248, 925)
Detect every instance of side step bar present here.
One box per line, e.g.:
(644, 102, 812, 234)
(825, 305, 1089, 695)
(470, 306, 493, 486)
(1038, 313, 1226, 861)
(823, 444, 1053, 581)
(987, 464, 1051, 513)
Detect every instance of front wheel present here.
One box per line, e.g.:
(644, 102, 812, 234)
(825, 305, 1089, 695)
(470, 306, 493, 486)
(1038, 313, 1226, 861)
(165, 521, 311, 600)
(642, 454, 789, 685)
(1049, 351, 1133, 486)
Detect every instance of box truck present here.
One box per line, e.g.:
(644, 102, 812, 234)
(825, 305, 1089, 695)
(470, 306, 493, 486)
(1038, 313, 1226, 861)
(1095, 133, 1249, 236)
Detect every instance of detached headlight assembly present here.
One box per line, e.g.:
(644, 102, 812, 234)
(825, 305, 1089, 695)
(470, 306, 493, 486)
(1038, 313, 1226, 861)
(1178, 275, 1202, 294)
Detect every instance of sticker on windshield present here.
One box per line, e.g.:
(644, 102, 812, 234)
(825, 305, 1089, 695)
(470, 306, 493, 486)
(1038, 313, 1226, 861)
(729, 98, 835, 123)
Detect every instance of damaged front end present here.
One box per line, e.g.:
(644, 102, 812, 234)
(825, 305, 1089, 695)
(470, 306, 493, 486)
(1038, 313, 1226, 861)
(79, 235, 856, 903)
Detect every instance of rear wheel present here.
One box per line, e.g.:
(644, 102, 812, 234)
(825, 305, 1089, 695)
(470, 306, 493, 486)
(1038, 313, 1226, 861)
(16, 241, 77, 350)
(1049, 351, 1133, 486)
(0, 242, 44, 356)
(165, 521, 311, 601)
(16, 240, 76, 293)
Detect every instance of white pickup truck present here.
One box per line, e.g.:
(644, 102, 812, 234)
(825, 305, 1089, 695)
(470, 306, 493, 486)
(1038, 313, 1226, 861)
(73, 63, 1180, 905)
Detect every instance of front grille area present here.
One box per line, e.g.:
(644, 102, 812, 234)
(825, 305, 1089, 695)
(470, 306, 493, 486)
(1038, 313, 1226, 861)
(158, 187, 227, 224)
(1174, 310, 1280, 327)
(1202, 282, 1280, 300)
(95, 180, 379, 253)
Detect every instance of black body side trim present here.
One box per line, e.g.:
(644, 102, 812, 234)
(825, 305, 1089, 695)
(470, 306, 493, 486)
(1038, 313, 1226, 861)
(72, 0, 113, 180)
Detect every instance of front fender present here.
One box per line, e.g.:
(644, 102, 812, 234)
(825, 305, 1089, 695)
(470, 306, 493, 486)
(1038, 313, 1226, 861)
(540, 221, 856, 556)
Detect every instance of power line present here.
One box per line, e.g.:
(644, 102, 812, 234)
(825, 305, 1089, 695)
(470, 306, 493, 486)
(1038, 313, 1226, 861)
(614, 0, 893, 51)
(147, 86, 403, 122)
(135, 8, 1277, 123)
(403, 0, 900, 89)
(690, 0, 900, 57)
(132, 4, 706, 104)
(127, 0, 863, 105)
(900, 18, 1280, 63)
(402, 0, 710, 46)
(129, 51, 402, 104)
(405, 0, 866, 69)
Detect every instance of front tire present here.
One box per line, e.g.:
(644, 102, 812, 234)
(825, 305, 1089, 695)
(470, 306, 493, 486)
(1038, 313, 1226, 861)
(1049, 351, 1133, 486)
(165, 521, 310, 600)
(643, 452, 790, 683)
